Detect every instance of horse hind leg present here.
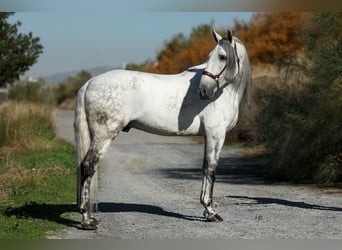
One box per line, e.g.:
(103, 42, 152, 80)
(79, 138, 112, 230)
(79, 121, 123, 230)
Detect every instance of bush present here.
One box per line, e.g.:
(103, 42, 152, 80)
(55, 70, 91, 108)
(8, 80, 56, 106)
(259, 13, 342, 183)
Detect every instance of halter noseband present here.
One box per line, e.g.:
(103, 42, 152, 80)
(202, 64, 227, 83)
(202, 42, 240, 87)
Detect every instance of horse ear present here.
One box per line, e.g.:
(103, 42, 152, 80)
(212, 28, 222, 43)
(227, 28, 233, 43)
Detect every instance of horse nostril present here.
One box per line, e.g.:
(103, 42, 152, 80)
(200, 88, 207, 97)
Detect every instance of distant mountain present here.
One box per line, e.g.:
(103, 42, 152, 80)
(43, 65, 120, 84)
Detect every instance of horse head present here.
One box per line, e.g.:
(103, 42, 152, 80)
(199, 28, 240, 100)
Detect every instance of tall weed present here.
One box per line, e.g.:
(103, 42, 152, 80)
(0, 101, 55, 152)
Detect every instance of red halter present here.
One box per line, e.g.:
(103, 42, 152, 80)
(202, 64, 227, 82)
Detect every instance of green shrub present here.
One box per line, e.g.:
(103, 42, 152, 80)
(55, 70, 91, 106)
(259, 12, 342, 183)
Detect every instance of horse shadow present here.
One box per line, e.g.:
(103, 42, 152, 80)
(178, 69, 205, 131)
(177, 68, 224, 132)
(226, 195, 342, 212)
(160, 155, 342, 213)
(3, 202, 80, 228)
(160, 154, 269, 185)
(179, 65, 243, 133)
(3, 201, 205, 228)
(97, 202, 205, 222)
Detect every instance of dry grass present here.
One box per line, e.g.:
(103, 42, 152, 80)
(0, 101, 55, 154)
(251, 63, 280, 79)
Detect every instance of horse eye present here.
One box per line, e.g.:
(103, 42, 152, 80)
(219, 55, 227, 61)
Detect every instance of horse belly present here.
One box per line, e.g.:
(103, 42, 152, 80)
(130, 113, 202, 136)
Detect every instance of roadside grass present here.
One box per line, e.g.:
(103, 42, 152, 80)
(0, 139, 77, 239)
(0, 101, 77, 239)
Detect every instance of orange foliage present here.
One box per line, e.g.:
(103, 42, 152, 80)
(129, 13, 306, 74)
(147, 25, 215, 74)
(234, 12, 306, 64)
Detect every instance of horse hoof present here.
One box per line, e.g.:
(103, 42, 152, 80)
(205, 212, 223, 222)
(80, 219, 98, 230)
(90, 217, 99, 225)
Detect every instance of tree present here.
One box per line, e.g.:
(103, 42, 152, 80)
(0, 13, 43, 87)
(234, 12, 306, 65)
(147, 24, 214, 74)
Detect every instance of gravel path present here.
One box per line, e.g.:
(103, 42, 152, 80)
(52, 109, 342, 239)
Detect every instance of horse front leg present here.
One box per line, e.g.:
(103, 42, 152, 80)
(200, 132, 225, 222)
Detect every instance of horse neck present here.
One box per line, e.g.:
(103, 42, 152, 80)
(221, 73, 246, 107)
(220, 84, 241, 111)
(223, 44, 250, 106)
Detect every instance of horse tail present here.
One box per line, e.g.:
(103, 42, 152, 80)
(74, 80, 91, 207)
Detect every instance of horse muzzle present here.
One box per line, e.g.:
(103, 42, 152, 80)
(199, 86, 214, 100)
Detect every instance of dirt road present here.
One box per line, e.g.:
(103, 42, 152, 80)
(52, 109, 342, 239)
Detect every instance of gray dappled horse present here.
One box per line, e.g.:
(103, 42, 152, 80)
(74, 28, 251, 230)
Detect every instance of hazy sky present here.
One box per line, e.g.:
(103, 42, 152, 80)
(9, 12, 254, 77)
